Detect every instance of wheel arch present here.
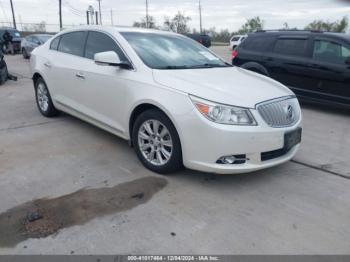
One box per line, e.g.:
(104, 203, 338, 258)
(241, 62, 269, 76)
(128, 102, 183, 154)
(32, 72, 42, 84)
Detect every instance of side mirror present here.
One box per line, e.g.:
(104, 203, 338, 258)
(94, 51, 131, 69)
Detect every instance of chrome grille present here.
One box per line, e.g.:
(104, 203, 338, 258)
(257, 97, 300, 128)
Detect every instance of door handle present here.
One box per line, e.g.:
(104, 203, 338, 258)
(44, 62, 52, 68)
(75, 72, 85, 79)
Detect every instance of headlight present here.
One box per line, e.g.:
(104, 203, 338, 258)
(190, 95, 257, 125)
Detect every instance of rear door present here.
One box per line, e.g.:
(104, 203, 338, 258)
(306, 38, 350, 104)
(48, 31, 88, 109)
(233, 35, 276, 67)
(267, 36, 313, 90)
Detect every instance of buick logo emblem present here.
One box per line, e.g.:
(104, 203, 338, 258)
(285, 105, 294, 122)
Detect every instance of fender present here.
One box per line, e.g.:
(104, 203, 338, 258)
(241, 62, 269, 76)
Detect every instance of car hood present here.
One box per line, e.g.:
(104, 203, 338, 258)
(152, 66, 294, 108)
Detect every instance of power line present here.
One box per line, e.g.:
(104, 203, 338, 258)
(63, 1, 84, 14)
(63, 1, 85, 16)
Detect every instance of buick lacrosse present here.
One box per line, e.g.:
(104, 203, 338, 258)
(30, 26, 302, 174)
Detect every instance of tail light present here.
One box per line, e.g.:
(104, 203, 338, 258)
(232, 50, 238, 59)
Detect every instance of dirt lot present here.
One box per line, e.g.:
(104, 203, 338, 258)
(0, 51, 350, 254)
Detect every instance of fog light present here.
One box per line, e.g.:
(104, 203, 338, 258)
(217, 155, 236, 164)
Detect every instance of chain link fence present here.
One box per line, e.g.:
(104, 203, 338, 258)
(0, 21, 84, 35)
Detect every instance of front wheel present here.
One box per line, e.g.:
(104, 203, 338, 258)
(132, 109, 183, 174)
(22, 48, 29, 59)
(35, 77, 59, 117)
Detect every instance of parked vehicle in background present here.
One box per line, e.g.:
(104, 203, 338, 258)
(232, 30, 350, 108)
(186, 33, 211, 48)
(21, 34, 52, 59)
(0, 27, 21, 54)
(30, 26, 302, 175)
(230, 34, 247, 50)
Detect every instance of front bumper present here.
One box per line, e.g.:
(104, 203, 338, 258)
(177, 107, 302, 174)
(13, 42, 21, 52)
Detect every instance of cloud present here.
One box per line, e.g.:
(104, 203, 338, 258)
(0, 0, 348, 32)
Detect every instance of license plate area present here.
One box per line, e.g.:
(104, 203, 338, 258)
(284, 127, 302, 151)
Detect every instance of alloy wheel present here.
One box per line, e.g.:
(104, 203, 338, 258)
(138, 119, 173, 166)
(37, 82, 49, 112)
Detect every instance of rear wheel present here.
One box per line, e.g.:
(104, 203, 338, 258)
(22, 48, 29, 59)
(132, 109, 183, 174)
(0, 61, 8, 85)
(35, 77, 59, 117)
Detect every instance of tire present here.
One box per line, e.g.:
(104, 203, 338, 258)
(132, 109, 183, 174)
(22, 48, 29, 59)
(35, 77, 59, 117)
(0, 61, 8, 85)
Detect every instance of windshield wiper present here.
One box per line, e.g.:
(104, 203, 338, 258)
(158, 65, 190, 70)
(189, 63, 232, 69)
(158, 63, 232, 70)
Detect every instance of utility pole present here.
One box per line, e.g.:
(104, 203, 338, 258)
(59, 0, 62, 30)
(9, 0, 17, 29)
(95, 11, 99, 25)
(111, 9, 114, 26)
(199, 0, 203, 34)
(145, 0, 149, 28)
(97, 0, 102, 25)
(86, 11, 90, 25)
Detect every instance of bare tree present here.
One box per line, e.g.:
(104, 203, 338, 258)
(305, 16, 348, 32)
(133, 16, 157, 29)
(238, 16, 264, 34)
(164, 12, 191, 34)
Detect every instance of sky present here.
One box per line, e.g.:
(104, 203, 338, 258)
(0, 0, 349, 32)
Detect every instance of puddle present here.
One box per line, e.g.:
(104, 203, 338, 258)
(0, 176, 167, 247)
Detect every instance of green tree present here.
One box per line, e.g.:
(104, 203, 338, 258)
(133, 16, 157, 29)
(238, 16, 264, 34)
(164, 12, 191, 34)
(305, 16, 348, 32)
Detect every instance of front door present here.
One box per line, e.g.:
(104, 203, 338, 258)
(72, 31, 133, 134)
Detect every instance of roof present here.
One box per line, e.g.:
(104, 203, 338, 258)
(250, 30, 350, 42)
(61, 25, 176, 35)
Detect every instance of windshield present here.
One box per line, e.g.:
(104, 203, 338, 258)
(37, 35, 52, 43)
(10, 30, 21, 38)
(121, 32, 228, 69)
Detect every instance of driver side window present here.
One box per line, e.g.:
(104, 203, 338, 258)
(84, 31, 127, 61)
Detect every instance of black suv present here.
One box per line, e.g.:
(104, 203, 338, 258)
(232, 30, 350, 108)
(186, 33, 211, 48)
(0, 27, 22, 53)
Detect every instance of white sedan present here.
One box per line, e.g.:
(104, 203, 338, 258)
(30, 26, 302, 174)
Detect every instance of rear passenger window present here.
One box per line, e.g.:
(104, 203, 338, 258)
(58, 31, 87, 56)
(313, 40, 350, 64)
(84, 31, 127, 61)
(50, 37, 60, 50)
(273, 38, 308, 57)
(242, 37, 275, 52)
